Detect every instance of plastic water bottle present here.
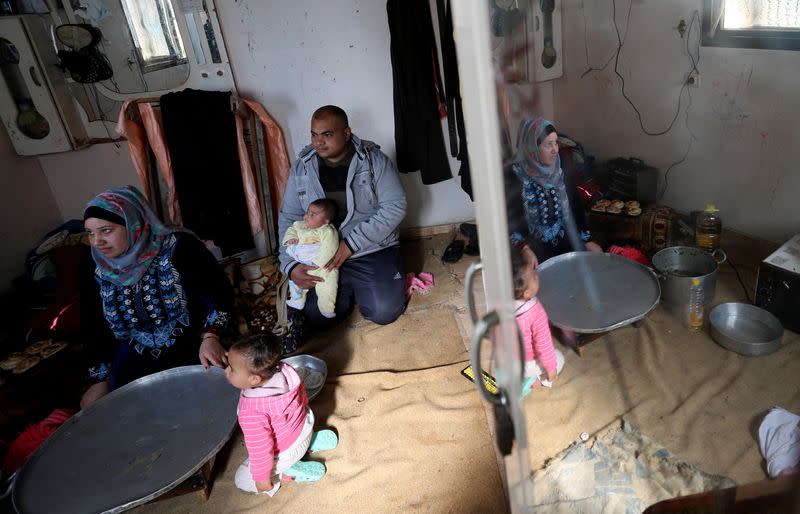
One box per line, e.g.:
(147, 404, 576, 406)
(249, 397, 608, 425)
(687, 277, 704, 331)
(696, 204, 722, 251)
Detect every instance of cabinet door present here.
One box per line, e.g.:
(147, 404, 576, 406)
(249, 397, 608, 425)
(0, 17, 72, 155)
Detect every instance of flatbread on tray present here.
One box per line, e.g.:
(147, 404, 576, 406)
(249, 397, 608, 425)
(40, 341, 68, 358)
(13, 355, 41, 374)
(25, 339, 54, 355)
(0, 351, 27, 371)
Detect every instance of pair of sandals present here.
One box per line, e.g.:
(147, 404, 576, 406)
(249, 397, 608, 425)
(405, 272, 434, 298)
(442, 223, 479, 263)
(280, 429, 339, 483)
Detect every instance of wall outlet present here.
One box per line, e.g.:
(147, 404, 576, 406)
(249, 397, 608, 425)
(687, 70, 701, 88)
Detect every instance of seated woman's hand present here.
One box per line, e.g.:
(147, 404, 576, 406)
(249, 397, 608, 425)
(199, 333, 227, 368)
(290, 264, 324, 289)
(80, 380, 109, 410)
(585, 241, 603, 253)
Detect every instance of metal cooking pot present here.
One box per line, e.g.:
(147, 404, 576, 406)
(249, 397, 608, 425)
(652, 246, 726, 307)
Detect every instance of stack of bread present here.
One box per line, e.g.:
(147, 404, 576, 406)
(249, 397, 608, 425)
(590, 198, 641, 216)
(0, 339, 68, 375)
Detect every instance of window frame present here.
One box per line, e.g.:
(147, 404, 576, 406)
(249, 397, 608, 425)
(119, 0, 188, 74)
(702, 0, 800, 51)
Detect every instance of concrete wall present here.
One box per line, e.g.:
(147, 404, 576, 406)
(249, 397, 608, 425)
(215, 0, 475, 228)
(554, 0, 800, 243)
(38, 142, 140, 220)
(0, 129, 61, 292)
(36, 0, 477, 229)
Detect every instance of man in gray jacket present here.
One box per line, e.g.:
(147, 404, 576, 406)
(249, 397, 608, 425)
(278, 105, 407, 329)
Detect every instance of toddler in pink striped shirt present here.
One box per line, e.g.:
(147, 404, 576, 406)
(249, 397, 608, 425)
(225, 334, 332, 495)
(511, 246, 564, 393)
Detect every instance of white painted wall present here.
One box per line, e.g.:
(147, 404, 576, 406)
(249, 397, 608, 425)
(215, 0, 475, 228)
(35, 0, 476, 229)
(38, 142, 140, 220)
(554, 0, 800, 243)
(0, 129, 61, 292)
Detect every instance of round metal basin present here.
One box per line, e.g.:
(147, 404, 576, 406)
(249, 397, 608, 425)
(709, 302, 783, 356)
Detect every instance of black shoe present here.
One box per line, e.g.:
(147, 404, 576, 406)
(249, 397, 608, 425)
(442, 239, 465, 263)
(464, 239, 480, 256)
(459, 223, 478, 240)
(460, 223, 479, 255)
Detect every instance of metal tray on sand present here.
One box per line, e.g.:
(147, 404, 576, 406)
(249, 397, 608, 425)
(537, 251, 661, 334)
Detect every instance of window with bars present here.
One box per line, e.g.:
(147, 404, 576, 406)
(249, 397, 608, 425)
(702, 0, 800, 50)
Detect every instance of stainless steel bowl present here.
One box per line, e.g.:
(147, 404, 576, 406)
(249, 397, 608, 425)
(709, 303, 783, 356)
(282, 354, 327, 400)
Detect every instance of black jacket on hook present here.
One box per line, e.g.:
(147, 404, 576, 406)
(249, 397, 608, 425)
(387, 0, 452, 185)
(436, 0, 473, 200)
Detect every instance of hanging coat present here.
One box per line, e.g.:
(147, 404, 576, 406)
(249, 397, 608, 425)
(387, 0, 452, 185)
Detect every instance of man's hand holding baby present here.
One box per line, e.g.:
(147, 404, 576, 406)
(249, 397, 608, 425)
(290, 264, 324, 289)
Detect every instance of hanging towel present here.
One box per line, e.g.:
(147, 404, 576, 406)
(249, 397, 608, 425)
(116, 96, 291, 237)
(159, 89, 254, 256)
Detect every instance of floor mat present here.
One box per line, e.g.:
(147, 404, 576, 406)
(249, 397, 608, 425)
(308, 307, 468, 376)
(514, 420, 735, 513)
(133, 300, 507, 513)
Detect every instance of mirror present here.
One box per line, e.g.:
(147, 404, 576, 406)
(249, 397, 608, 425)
(55, 24, 99, 50)
(55, 24, 114, 83)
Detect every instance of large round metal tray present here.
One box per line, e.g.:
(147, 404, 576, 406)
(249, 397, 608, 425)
(709, 302, 783, 356)
(537, 251, 661, 333)
(13, 366, 239, 514)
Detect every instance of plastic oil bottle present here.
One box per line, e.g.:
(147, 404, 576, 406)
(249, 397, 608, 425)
(696, 204, 722, 251)
(687, 277, 704, 331)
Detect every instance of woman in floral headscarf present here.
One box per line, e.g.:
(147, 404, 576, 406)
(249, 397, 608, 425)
(506, 116, 602, 267)
(80, 186, 233, 408)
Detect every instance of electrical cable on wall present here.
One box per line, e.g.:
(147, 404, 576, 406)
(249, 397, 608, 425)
(610, 0, 699, 136)
(658, 10, 701, 201)
(88, 85, 121, 148)
(580, 0, 631, 78)
(581, 1, 702, 201)
(727, 257, 754, 303)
